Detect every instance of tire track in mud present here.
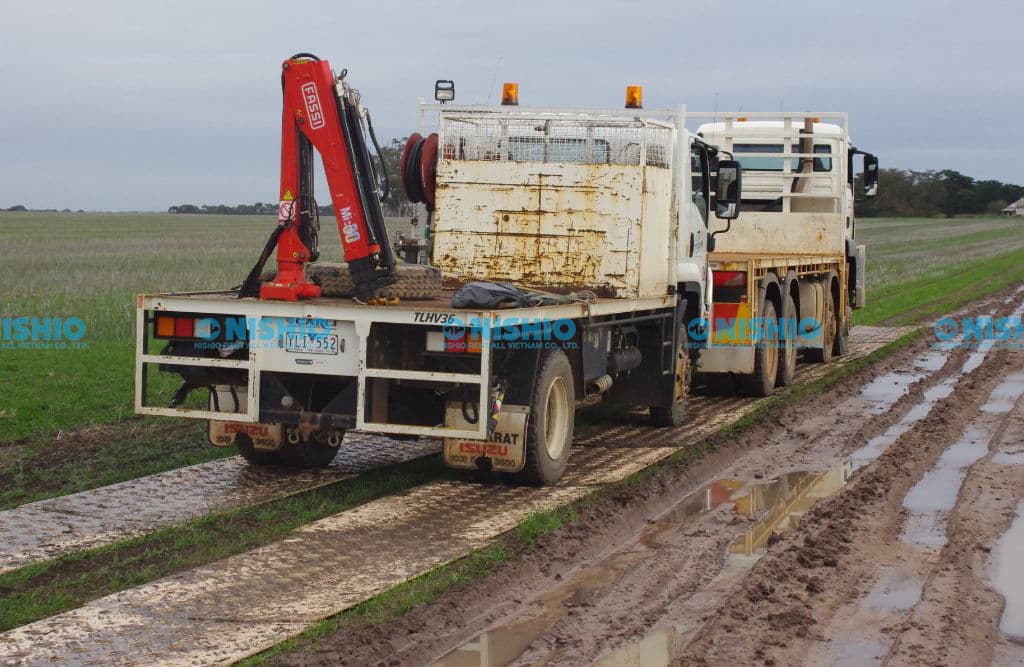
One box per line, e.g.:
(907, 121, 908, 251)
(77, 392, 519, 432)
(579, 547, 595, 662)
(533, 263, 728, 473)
(260, 285, 1024, 667)
(674, 298, 1024, 666)
(0, 325, 915, 666)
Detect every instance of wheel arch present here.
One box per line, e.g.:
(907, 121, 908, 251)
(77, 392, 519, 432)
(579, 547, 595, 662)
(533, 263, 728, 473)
(780, 269, 800, 319)
(759, 272, 783, 318)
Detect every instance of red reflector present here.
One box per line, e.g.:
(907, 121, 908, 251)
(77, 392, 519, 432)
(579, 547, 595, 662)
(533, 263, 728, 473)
(713, 270, 747, 288)
(174, 317, 194, 338)
(712, 302, 740, 322)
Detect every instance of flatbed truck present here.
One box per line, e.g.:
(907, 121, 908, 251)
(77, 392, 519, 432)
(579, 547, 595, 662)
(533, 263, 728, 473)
(136, 90, 743, 485)
(134, 61, 877, 485)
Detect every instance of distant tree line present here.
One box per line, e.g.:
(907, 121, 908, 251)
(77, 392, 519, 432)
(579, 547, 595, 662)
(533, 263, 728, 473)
(167, 137, 419, 218)
(169, 138, 418, 218)
(168, 202, 275, 215)
(2, 205, 83, 213)
(858, 169, 1023, 217)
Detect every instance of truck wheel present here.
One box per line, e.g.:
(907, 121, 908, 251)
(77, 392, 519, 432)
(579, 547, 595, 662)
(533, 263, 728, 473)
(262, 262, 442, 300)
(776, 290, 797, 387)
(516, 350, 575, 485)
(236, 434, 278, 466)
(807, 285, 836, 363)
(650, 325, 691, 427)
(274, 436, 341, 468)
(738, 297, 779, 397)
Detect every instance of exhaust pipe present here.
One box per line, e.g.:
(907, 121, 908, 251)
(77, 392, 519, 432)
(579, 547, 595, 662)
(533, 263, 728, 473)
(589, 374, 614, 394)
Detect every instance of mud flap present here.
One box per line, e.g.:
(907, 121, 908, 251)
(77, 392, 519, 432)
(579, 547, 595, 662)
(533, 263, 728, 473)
(207, 387, 283, 450)
(443, 403, 529, 472)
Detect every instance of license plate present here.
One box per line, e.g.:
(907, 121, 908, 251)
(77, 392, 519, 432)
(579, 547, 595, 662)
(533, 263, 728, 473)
(281, 333, 340, 355)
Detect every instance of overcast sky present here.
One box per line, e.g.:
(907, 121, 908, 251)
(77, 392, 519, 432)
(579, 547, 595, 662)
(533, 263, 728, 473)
(1, 0, 1020, 211)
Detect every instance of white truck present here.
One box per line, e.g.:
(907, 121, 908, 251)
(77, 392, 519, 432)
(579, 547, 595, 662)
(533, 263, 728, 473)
(134, 90, 875, 485)
(692, 112, 878, 394)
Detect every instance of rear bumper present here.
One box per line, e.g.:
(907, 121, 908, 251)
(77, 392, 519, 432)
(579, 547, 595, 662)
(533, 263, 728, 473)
(134, 294, 492, 441)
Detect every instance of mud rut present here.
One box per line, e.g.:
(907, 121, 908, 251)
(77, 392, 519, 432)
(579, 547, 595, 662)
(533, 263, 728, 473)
(0, 290, 1019, 665)
(267, 286, 1024, 667)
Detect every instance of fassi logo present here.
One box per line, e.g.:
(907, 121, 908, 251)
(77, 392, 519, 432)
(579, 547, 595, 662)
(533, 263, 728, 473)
(300, 82, 325, 130)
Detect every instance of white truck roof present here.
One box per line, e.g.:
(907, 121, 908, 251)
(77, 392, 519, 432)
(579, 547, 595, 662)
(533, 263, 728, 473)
(696, 120, 845, 140)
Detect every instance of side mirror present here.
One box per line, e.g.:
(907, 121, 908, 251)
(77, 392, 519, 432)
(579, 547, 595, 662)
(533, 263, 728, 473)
(863, 154, 879, 198)
(715, 160, 742, 219)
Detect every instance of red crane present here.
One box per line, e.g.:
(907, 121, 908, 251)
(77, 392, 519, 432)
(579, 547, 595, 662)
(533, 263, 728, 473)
(240, 53, 395, 302)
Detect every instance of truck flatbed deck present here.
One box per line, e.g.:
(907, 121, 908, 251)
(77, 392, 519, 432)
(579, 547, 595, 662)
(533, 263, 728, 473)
(138, 289, 676, 325)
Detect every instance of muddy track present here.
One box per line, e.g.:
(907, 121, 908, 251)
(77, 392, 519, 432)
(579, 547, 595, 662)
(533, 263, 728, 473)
(2, 289, 1018, 665)
(678, 338, 1023, 665)
(268, 285, 1024, 666)
(0, 325, 913, 665)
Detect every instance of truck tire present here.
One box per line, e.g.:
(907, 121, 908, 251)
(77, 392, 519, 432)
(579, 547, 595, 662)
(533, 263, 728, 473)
(738, 297, 779, 397)
(236, 434, 278, 466)
(777, 290, 797, 387)
(274, 436, 341, 468)
(515, 349, 575, 485)
(650, 325, 691, 427)
(261, 262, 442, 300)
(807, 284, 836, 363)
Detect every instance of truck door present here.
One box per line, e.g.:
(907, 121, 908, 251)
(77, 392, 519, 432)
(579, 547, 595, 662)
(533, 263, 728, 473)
(691, 144, 711, 226)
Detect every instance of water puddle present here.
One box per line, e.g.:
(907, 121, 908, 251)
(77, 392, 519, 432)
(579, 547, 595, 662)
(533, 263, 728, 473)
(728, 464, 852, 558)
(828, 638, 891, 667)
(431, 465, 853, 666)
(913, 351, 948, 372)
(850, 376, 957, 470)
(901, 425, 991, 550)
(860, 370, 929, 414)
(991, 501, 1024, 642)
(858, 351, 950, 414)
(850, 332, 1005, 472)
(993, 450, 1024, 465)
(592, 628, 676, 667)
(982, 372, 1024, 414)
(862, 568, 924, 611)
(815, 567, 925, 666)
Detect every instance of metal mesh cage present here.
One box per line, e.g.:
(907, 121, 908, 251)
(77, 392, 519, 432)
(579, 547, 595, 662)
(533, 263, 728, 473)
(434, 109, 673, 169)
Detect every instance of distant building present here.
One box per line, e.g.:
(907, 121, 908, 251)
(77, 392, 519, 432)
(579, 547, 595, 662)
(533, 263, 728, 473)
(1003, 197, 1024, 216)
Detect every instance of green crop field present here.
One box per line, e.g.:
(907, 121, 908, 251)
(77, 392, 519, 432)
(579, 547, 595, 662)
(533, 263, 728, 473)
(853, 216, 1024, 325)
(1, 211, 1022, 445)
(0, 212, 413, 443)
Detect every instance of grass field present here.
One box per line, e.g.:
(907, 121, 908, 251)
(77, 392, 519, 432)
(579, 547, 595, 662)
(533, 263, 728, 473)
(854, 216, 1024, 325)
(0, 211, 1021, 445)
(0, 212, 412, 442)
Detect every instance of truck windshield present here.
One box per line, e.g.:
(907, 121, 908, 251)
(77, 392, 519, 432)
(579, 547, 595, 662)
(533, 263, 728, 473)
(734, 144, 832, 172)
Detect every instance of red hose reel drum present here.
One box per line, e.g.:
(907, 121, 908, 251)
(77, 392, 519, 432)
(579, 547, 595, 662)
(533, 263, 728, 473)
(399, 132, 439, 209)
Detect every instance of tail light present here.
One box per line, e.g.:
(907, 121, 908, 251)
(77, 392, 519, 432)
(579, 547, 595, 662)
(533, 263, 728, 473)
(154, 315, 199, 339)
(712, 270, 748, 305)
(713, 270, 747, 288)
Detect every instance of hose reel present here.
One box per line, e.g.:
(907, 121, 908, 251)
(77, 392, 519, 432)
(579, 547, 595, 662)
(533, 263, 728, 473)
(400, 132, 439, 209)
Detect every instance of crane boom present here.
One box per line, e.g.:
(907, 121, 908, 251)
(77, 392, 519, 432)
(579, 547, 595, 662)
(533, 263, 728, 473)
(244, 54, 395, 302)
